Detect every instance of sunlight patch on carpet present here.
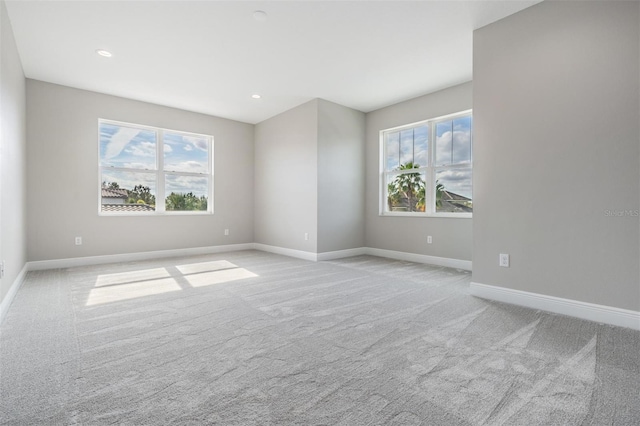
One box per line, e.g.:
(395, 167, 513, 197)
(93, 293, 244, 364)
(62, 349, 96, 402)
(184, 268, 258, 288)
(87, 277, 181, 306)
(94, 267, 170, 287)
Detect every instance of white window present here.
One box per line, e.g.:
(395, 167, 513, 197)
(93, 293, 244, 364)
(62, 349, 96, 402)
(381, 111, 472, 217)
(99, 119, 213, 214)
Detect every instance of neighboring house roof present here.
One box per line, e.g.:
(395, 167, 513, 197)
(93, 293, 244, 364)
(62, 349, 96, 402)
(102, 203, 155, 212)
(101, 188, 128, 198)
(439, 190, 472, 213)
(441, 190, 471, 202)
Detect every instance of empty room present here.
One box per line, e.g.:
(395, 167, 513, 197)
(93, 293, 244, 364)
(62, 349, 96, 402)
(1, 1, 638, 424)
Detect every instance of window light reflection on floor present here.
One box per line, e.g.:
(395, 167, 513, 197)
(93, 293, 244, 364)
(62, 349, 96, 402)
(94, 267, 170, 287)
(183, 267, 258, 288)
(87, 260, 258, 306)
(175, 260, 237, 275)
(87, 276, 181, 306)
(178, 260, 258, 288)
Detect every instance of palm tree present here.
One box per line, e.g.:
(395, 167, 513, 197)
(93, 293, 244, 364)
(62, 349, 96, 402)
(416, 185, 426, 212)
(166, 192, 187, 211)
(388, 162, 425, 212)
(435, 180, 445, 208)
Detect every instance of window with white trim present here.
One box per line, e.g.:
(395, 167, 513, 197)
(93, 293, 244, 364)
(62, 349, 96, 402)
(381, 111, 472, 216)
(99, 119, 213, 214)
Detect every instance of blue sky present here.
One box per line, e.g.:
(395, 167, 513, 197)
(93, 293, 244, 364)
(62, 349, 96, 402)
(385, 117, 472, 199)
(435, 116, 472, 166)
(100, 123, 157, 170)
(385, 125, 428, 171)
(163, 131, 209, 174)
(100, 122, 210, 197)
(435, 117, 472, 199)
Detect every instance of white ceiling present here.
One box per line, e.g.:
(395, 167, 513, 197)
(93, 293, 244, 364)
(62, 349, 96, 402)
(5, 1, 540, 124)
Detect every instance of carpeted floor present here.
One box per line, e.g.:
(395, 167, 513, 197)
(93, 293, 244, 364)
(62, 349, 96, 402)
(0, 250, 638, 425)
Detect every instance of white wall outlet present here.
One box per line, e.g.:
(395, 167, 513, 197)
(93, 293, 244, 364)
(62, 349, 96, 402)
(224, 229, 229, 236)
(75, 237, 82, 246)
(0, 260, 4, 279)
(499, 253, 510, 267)
(304, 233, 309, 241)
(427, 236, 433, 244)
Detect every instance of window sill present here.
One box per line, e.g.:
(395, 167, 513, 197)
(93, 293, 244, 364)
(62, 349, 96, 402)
(380, 212, 472, 219)
(99, 211, 214, 217)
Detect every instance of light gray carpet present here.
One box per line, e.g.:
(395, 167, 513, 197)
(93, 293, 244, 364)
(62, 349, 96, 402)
(1, 251, 638, 425)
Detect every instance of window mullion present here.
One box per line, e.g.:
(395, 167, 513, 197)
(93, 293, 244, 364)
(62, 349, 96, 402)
(412, 128, 415, 166)
(157, 129, 165, 212)
(429, 123, 436, 214)
(207, 136, 213, 213)
(450, 120, 454, 165)
(379, 111, 472, 217)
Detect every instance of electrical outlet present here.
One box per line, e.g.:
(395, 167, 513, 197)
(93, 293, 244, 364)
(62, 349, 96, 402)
(75, 237, 82, 246)
(427, 236, 433, 244)
(224, 229, 229, 236)
(304, 233, 309, 241)
(499, 253, 510, 268)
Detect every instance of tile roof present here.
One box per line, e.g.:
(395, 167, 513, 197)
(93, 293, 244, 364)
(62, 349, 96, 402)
(101, 188, 128, 198)
(101, 203, 155, 212)
(441, 190, 471, 202)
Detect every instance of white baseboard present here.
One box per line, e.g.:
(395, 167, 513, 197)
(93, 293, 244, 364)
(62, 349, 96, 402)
(253, 245, 471, 270)
(27, 243, 255, 271)
(9, 245, 637, 332)
(252, 243, 318, 262)
(317, 247, 368, 261)
(252, 244, 471, 270)
(0, 263, 28, 324)
(25, 242, 471, 272)
(470, 282, 640, 331)
(365, 247, 472, 271)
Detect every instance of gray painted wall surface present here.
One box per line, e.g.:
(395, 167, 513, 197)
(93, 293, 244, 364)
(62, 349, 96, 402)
(364, 82, 473, 261)
(317, 99, 365, 253)
(0, 0, 27, 303)
(254, 100, 319, 252)
(26, 80, 254, 261)
(473, 1, 640, 311)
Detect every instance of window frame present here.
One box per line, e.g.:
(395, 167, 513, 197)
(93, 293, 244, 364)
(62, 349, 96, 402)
(380, 109, 472, 218)
(98, 119, 214, 216)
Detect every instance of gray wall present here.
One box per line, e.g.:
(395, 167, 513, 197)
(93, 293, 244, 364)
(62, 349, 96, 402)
(254, 98, 366, 254)
(26, 80, 254, 261)
(365, 82, 473, 261)
(317, 99, 365, 253)
(0, 0, 27, 303)
(473, 1, 640, 311)
(254, 100, 319, 252)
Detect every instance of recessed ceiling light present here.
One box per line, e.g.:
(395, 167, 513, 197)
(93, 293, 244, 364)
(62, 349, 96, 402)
(251, 94, 261, 99)
(96, 49, 112, 58)
(253, 10, 267, 22)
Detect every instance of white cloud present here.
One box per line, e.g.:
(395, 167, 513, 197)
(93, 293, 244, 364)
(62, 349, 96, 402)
(453, 130, 470, 145)
(164, 144, 173, 153)
(437, 169, 470, 181)
(104, 127, 140, 159)
(184, 136, 208, 151)
(165, 160, 207, 173)
(436, 130, 471, 165)
(183, 144, 193, 151)
(436, 168, 472, 198)
(125, 141, 156, 158)
(166, 175, 208, 196)
(123, 162, 152, 170)
(101, 170, 155, 192)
